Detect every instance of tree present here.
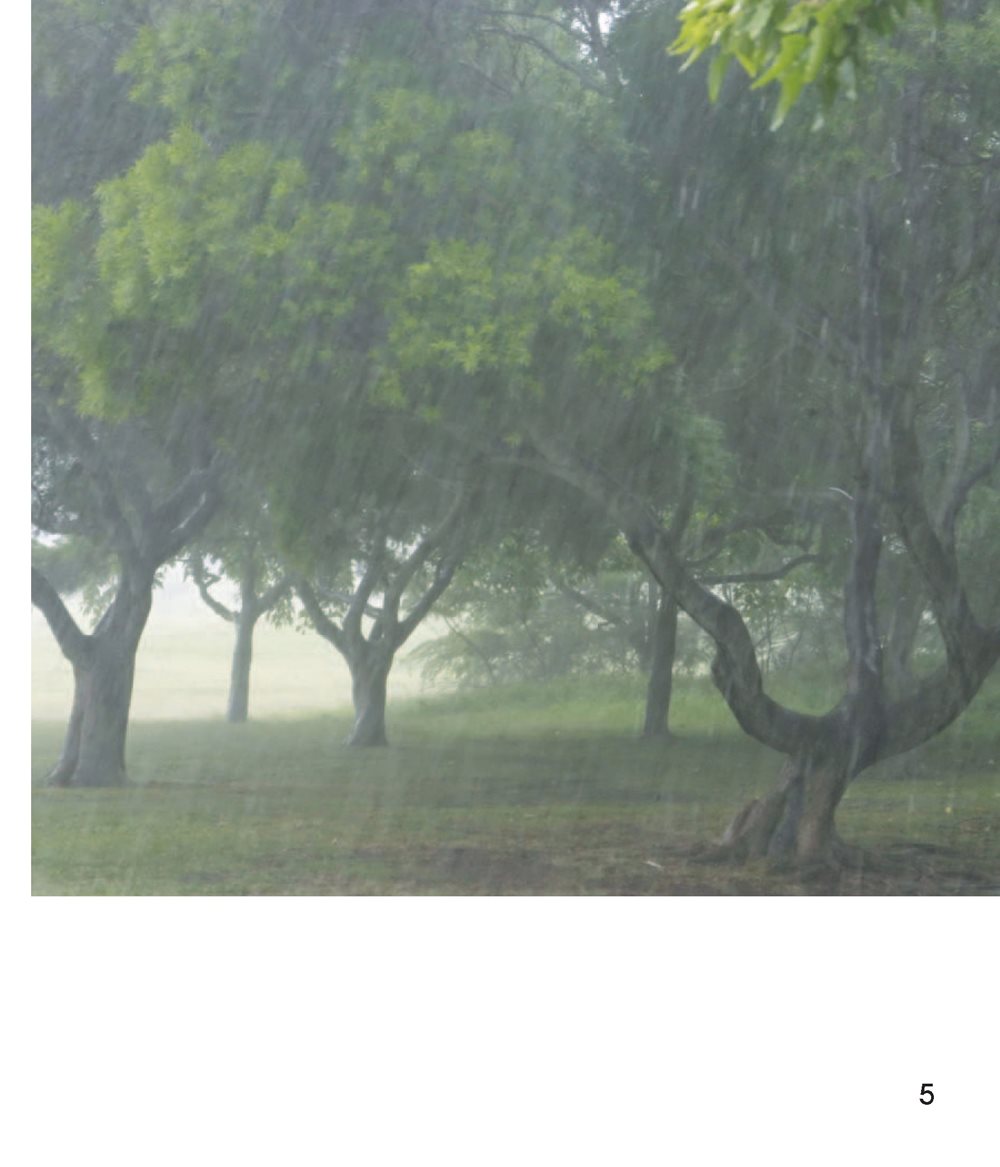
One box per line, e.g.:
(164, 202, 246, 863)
(31, 390, 218, 786)
(96, 0, 692, 751)
(365, 0, 999, 866)
(186, 508, 292, 723)
(293, 468, 476, 746)
(537, 0, 1000, 865)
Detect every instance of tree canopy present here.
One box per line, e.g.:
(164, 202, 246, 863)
(31, 0, 998, 876)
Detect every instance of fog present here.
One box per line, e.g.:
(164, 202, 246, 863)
(32, 566, 434, 721)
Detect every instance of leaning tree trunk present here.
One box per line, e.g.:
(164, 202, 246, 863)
(226, 611, 257, 724)
(346, 653, 392, 747)
(641, 591, 679, 739)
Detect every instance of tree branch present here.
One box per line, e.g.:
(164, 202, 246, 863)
(881, 632, 1000, 759)
(552, 575, 626, 628)
(151, 462, 221, 565)
(39, 398, 143, 564)
(478, 25, 605, 93)
(295, 577, 348, 655)
(188, 557, 236, 624)
(384, 490, 469, 616)
(700, 553, 822, 586)
(31, 566, 91, 666)
(344, 537, 388, 646)
(889, 401, 984, 687)
(524, 430, 823, 755)
(939, 436, 1000, 544)
(396, 560, 458, 647)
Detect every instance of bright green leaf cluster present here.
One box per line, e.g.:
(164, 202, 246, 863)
(671, 0, 938, 126)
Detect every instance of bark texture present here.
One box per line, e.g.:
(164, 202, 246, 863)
(719, 745, 852, 867)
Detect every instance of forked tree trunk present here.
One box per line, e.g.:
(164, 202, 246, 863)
(641, 591, 679, 739)
(347, 654, 391, 747)
(720, 744, 852, 868)
(227, 612, 256, 723)
(49, 613, 148, 788)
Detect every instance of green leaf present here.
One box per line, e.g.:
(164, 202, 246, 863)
(746, 1, 776, 40)
(708, 53, 730, 102)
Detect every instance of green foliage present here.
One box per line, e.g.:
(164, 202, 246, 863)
(31, 538, 118, 614)
(671, 0, 939, 125)
(117, 4, 260, 130)
(413, 584, 635, 688)
(32, 0, 999, 791)
(378, 220, 675, 453)
(97, 129, 310, 323)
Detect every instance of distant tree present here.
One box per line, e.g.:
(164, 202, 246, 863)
(186, 504, 292, 723)
(293, 467, 476, 747)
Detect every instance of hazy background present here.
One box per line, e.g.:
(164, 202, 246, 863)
(31, 566, 431, 722)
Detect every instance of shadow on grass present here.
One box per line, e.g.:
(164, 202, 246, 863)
(31, 675, 1000, 895)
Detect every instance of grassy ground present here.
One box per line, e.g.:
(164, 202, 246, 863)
(32, 673, 1000, 896)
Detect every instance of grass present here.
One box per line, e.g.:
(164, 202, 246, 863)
(31, 672, 1000, 896)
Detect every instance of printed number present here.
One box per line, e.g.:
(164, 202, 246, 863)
(919, 1083, 934, 1105)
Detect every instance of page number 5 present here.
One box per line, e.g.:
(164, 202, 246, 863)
(919, 1083, 934, 1105)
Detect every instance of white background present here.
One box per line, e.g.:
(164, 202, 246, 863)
(9, 904, 997, 1165)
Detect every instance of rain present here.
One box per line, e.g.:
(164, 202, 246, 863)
(25, 1, 1000, 1159)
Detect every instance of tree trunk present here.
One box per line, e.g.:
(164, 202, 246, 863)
(347, 654, 391, 747)
(45, 583, 152, 788)
(884, 590, 923, 696)
(719, 744, 852, 869)
(47, 664, 86, 786)
(641, 590, 678, 739)
(52, 629, 144, 787)
(227, 611, 257, 723)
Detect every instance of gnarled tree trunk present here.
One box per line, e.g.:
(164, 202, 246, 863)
(719, 743, 852, 868)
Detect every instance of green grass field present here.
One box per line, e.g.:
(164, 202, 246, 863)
(32, 659, 1000, 895)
